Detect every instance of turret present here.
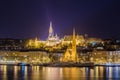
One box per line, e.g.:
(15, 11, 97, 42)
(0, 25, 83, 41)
(49, 21, 54, 37)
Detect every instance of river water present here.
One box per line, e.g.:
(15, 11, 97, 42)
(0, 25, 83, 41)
(0, 65, 120, 80)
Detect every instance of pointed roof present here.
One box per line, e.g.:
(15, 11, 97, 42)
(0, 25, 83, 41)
(73, 28, 76, 39)
(49, 21, 53, 34)
(35, 37, 38, 41)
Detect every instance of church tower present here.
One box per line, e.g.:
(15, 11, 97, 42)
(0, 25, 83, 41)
(48, 21, 54, 38)
(61, 29, 78, 62)
(46, 21, 60, 46)
(72, 29, 77, 61)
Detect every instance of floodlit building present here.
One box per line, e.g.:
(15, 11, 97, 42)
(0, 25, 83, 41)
(26, 22, 61, 49)
(61, 29, 78, 62)
(61, 35, 85, 46)
(45, 22, 61, 47)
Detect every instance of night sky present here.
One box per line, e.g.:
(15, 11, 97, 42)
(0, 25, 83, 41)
(0, 0, 120, 39)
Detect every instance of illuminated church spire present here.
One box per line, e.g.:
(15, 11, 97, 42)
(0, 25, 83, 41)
(72, 28, 76, 56)
(61, 28, 78, 62)
(49, 21, 54, 37)
(46, 21, 60, 46)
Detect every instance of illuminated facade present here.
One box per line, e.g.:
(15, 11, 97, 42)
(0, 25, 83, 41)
(61, 35, 85, 46)
(26, 38, 44, 49)
(61, 29, 78, 62)
(45, 22, 60, 47)
(26, 22, 61, 49)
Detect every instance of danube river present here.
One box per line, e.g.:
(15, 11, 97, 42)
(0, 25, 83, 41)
(0, 65, 120, 80)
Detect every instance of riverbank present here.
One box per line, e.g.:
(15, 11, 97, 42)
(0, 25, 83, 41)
(0, 62, 94, 67)
(95, 63, 120, 67)
(1, 62, 120, 67)
(39, 62, 94, 67)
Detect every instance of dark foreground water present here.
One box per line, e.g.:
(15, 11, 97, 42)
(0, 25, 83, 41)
(0, 65, 120, 80)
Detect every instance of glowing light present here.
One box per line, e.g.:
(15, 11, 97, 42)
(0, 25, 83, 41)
(61, 29, 78, 62)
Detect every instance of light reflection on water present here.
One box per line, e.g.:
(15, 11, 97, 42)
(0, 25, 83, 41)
(0, 65, 120, 80)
